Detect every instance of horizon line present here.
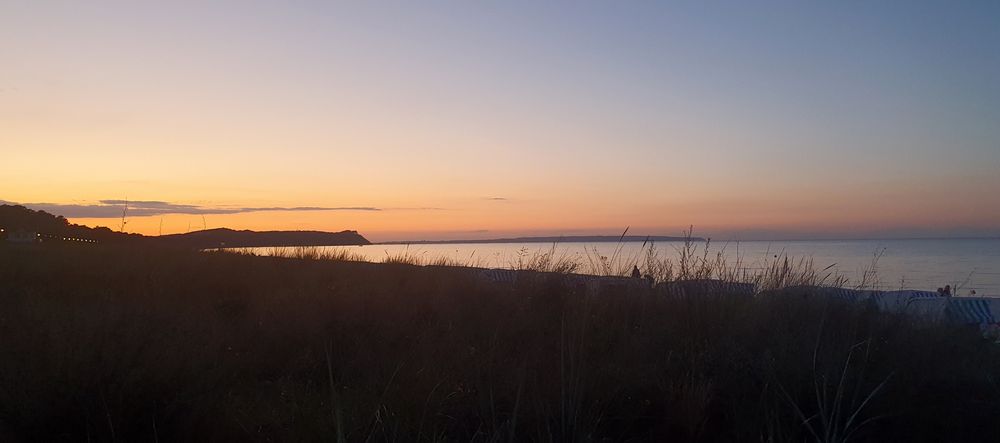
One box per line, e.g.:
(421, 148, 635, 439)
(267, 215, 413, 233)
(373, 235, 1000, 245)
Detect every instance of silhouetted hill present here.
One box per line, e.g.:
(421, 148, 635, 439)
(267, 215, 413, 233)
(154, 228, 370, 249)
(0, 204, 370, 248)
(0, 204, 143, 243)
(381, 235, 705, 245)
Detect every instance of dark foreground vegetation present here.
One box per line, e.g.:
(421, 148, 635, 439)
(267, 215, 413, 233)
(2, 244, 1000, 442)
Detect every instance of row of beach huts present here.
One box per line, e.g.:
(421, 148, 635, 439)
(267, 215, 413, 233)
(478, 268, 1000, 333)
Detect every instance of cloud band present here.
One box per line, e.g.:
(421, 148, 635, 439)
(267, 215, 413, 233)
(2, 200, 382, 218)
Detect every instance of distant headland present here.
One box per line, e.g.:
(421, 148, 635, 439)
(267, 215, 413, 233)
(154, 228, 370, 249)
(0, 204, 370, 248)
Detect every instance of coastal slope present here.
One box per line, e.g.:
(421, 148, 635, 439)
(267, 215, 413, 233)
(154, 227, 370, 249)
(0, 204, 370, 248)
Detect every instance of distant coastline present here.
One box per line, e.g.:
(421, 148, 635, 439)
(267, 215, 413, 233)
(376, 235, 705, 245)
(374, 235, 1000, 245)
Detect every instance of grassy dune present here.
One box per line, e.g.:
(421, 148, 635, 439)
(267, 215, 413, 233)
(1, 244, 999, 442)
(247, 231, 856, 292)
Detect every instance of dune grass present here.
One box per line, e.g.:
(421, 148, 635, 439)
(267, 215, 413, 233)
(236, 228, 865, 292)
(1, 243, 999, 441)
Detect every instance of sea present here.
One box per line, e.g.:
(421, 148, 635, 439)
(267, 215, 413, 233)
(245, 238, 1000, 295)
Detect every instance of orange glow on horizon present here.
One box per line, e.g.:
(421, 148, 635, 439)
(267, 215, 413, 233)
(3, 3, 998, 241)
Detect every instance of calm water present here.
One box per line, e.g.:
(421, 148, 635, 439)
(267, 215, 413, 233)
(246, 239, 1000, 294)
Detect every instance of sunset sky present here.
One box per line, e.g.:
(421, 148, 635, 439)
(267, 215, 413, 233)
(2, 1, 998, 241)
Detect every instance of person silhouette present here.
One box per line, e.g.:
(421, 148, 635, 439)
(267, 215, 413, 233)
(631, 265, 641, 278)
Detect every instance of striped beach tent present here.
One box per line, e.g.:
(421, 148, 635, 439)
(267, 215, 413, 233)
(712, 280, 756, 296)
(655, 279, 756, 298)
(655, 281, 685, 297)
(905, 298, 949, 322)
(770, 286, 876, 303)
(872, 290, 941, 313)
(816, 287, 879, 303)
(479, 268, 518, 284)
(566, 274, 650, 296)
(946, 297, 998, 326)
(564, 274, 603, 296)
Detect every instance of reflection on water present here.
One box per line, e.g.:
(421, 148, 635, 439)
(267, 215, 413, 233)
(242, 238, 1000, 294)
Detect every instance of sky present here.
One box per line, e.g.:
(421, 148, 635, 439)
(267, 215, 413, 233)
(2, 1, 998, 242)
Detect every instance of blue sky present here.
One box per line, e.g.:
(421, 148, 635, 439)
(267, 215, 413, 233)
(2, 1, 998, 240)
